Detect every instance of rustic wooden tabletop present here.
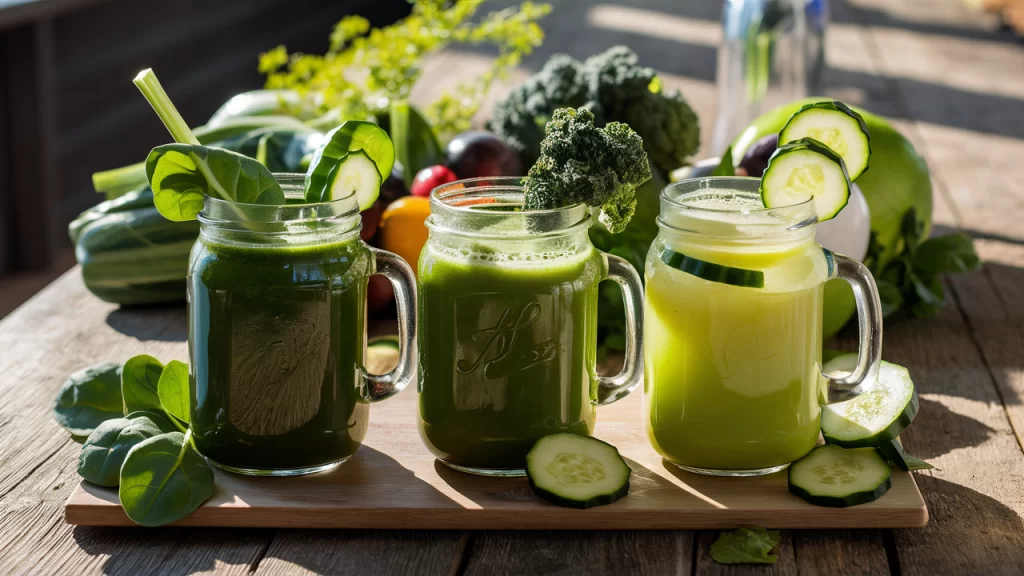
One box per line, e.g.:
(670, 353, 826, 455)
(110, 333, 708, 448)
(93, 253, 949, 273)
(2, 0, 1022, 574)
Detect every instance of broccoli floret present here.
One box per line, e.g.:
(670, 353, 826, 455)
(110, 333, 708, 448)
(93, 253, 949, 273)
(488, 46, 699, 176)
(524, 108, 651, 233)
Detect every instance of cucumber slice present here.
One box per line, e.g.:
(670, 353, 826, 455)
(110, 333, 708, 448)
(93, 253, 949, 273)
(305, 121, 393, 209)
(760, 138, 851, 222)
(789, 444, 891, 508)
(526, 433, 630, 509)
(309, 150, 382, 208)
(779, 101, 871, 181)
(877, 438, 934, 472)
(821, 354, 919, 448)
(660, 248, 765, 288)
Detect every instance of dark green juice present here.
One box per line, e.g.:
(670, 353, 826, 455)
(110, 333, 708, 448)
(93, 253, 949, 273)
(188, 231, 372, 473)
(417, 245, 604, 471)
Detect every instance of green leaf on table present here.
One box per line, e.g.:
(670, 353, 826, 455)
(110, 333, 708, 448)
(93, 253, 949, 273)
(913, 233, 980, 274)
(712, 146, 735, 176)
(876, 279, 904, 318)
(902, 453, 935, 471)
(909, 272, 945, 318)
(53, 361, 124, 439)
(145, 144, 285, 221)
(77, 415, 165, 487)
(710, 527, 781, 564)
(157, 360, 190, 425)
(122, 355, 165, 413)
(389, 101, 443, 187)
(119, 430, 215, 527)
(126, 410, 180, 434)
(899, 207, 924, 253)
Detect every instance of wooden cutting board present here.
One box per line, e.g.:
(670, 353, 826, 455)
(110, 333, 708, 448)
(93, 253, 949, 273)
(64, 387, 928, 529)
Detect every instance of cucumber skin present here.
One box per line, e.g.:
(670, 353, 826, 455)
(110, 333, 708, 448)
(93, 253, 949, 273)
(877, 441, 911, 472)
(788, 474, 892, 508)
(779, 101, 871, 180)
(526, 434, 631, 510)
(74, 204, 199, 305)
(823, 389, 919, 449)
(527, 476, 630, 510)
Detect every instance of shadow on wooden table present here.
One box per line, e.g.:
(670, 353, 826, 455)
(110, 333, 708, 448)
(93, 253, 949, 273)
(895, 474, 1024, 573)
(105, 306, 187, 342)
(903, 398, 996, 460)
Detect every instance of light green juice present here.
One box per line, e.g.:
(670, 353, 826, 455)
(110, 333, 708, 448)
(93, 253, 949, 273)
(644, 193, 829, 472)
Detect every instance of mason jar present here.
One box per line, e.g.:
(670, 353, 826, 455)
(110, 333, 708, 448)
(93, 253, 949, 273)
(418, 177, 645, 476)
(188, 174, 416, 476)
(644, 176, 882, 476)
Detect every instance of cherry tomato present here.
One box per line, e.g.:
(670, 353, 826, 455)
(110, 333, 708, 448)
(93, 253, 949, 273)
(410, 165, 458, 198)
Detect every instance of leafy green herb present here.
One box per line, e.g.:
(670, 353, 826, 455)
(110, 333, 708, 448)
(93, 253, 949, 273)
(126, 410, 180, 434)
(121, 354, 164, 413)
(157, 361, 190, 425)
(78, 415, 164, 487)
(390, 101, 444, 187)
(146, 144, 285, 221)
(710, 527, 781, 565)
(134, 69, 286, 221)
(712, 146, 735, 176)
(52, 361, 124, 439)
(866, 209, 980, 320)
(119, 429, 215, 527)
(259, 0, 551, 140)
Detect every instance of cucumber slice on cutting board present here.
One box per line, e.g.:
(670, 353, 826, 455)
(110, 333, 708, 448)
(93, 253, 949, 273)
(526, 433, 630, 509)
(789, 444, 891, 508)
(877, 438, 934, 472)
(779, 101, 871, 181)
(760, 137, 851, 222)
(821, 354, 919, 448)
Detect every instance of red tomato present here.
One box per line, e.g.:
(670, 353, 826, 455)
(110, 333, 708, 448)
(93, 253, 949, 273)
(410, 165, 458, 198)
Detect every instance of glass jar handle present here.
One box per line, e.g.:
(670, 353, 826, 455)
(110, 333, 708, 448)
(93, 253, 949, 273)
(595, 254, 645, 406)
(363, 248, 418, 402)
(823, 250, 883, 403)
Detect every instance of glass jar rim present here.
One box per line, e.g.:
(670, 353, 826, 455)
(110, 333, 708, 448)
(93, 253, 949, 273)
(198, 173, 360, 226)
(427, 177, 591, 238)
(659, 176, 818, 241)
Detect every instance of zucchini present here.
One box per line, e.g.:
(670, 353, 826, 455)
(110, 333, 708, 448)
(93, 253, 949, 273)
(821, 354, 919, 448)
(69, 188, 155, 245)
(75, 206, 199, 305)
(526, 433, 630, 509)
(877, 438, 933, 472)
(789, 444, 891, 508)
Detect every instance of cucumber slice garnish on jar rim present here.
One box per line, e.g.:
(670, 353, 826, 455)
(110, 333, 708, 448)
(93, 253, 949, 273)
(820, 353, 919, 448)
(779, 101, 871, 181)
(305, 121, 394, 209)
(526, 433, 631, 509)
(760, 137, 852, 222)
(789, 444, 892, 508)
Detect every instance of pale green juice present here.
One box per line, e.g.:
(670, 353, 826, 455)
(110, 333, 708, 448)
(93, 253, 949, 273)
(644, 192, 829, 472)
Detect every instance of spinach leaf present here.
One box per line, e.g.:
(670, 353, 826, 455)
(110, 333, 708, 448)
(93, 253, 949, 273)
(389, 101, 442, 187)
(119, 430, 214, 527)
(146, 144, 285, 221)
(78, 415, 164, 487)
(710, 527, 780, 564)
(711, 146, 735, 176)
(157, 360, 190, 425)
(126, 410, 180, 434)
(53, 361, 124, 438)
(122, 355, 164, 413)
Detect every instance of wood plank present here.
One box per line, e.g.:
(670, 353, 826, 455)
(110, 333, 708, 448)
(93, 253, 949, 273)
(64, 385, 928, 529)
(255, 531, 466, 576)
(0, 272, 274, 575)
(462, 531, 691, 576)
